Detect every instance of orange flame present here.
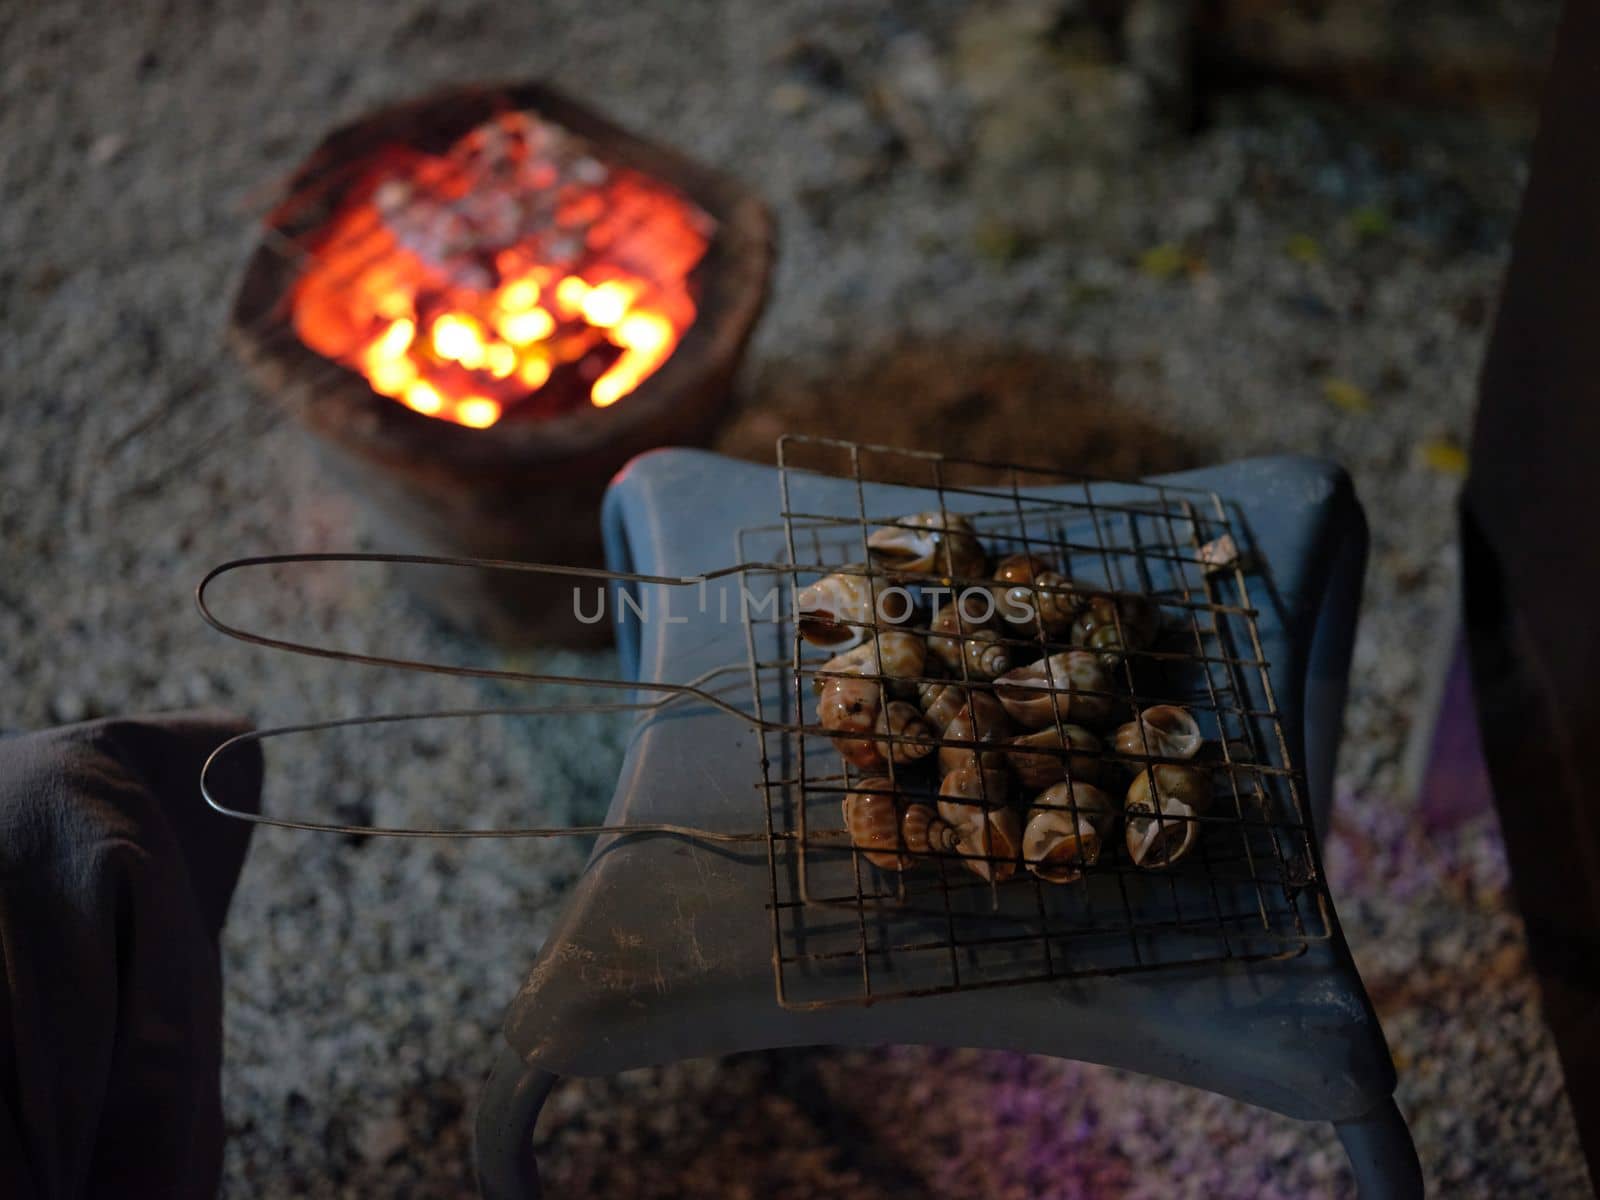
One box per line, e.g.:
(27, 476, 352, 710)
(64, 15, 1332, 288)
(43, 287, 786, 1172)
(291, 113, 711, 428)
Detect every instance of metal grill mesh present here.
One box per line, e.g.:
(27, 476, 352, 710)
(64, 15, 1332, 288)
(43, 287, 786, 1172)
(742, 436, 1331, 1011)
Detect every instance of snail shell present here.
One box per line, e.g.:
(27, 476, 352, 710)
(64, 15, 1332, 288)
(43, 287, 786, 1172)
(937, 765, 1020, 882)
(1113, 704, 1204, 762)
(796, 565, 913, 649)
(901, 802, 960, 858)
(866, 512, 988, 580)
(876, 700, 938, 766)
(1024, 781, 1117, 884)
(817, 676, 887, 770)
(915, 675, 971, 736)
(842, 779, 912, 871)
(926, 602, 1012, 681)
(1071, 594, 1161, 666)
(1124, 764, 1213, 869)
(992, 553, 1053, 586)
(937, 691, 1018, 775)
(994, 651, 1115, 729)
(813, 631, 929, 699)
(1006, 723, 1104, 790)
(818, 678, 935, 770)
(992, 554, 1080, 636)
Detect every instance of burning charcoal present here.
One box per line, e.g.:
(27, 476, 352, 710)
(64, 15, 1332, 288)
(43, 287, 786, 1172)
(1023, 781, 1118, 884)
(288, 107, 714, 428)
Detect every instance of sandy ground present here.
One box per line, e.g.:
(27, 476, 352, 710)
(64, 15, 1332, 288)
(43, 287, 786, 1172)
(1, 0, 1588, 1195)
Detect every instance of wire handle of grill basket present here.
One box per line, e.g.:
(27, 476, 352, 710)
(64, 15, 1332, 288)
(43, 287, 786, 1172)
(195, 550, 909, 843)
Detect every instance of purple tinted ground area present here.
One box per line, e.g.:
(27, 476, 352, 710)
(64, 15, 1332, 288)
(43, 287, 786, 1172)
(1417, 641, 1496, 835)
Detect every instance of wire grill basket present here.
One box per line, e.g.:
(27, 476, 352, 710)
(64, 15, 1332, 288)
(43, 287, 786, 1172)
(742, 437, 1330, 1010)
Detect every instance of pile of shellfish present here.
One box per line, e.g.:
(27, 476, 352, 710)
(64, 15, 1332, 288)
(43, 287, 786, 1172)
(805, 511, 1225, 886)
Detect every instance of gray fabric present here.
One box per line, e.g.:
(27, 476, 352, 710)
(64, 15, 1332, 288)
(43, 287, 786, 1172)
(0, 711, 260, 1200)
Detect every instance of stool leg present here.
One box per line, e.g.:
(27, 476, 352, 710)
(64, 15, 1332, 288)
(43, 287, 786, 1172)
(474, 1042, 558, 1200)
(1335, 1097, 1423, 1199)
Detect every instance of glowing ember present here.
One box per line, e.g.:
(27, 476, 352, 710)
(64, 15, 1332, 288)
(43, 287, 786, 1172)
(291, 111, 713, 428)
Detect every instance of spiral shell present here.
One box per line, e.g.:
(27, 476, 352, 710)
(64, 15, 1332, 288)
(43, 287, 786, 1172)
(818, 677, 935, 770)
(1124, 764, 1213, 868)
(876, 700, 938, 766)
(1006, 724, 1103, 790)
(1024, 781, 1116, 884)
(937, 691, 1018, 775)
(925, 602, 1013, 681)
(937, 765, 1020, 882)
(994, 651, 1115, 729)
(991, 554, 1080, 637)
(842, 780, 912, 871)
(916, 675, 970, 735)
(867, 512, 988, 580)
(1071, 594, 1161, 665)
(813, 631, 929, 699)
(817, 676, 886, 769)
(796, 565, 912, 648)
(1113, 704, 1204, 763)
(901, 802, 960, 857)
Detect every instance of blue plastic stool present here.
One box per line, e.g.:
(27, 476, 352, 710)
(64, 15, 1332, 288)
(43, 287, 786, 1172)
(473, 449, 1420, 1198)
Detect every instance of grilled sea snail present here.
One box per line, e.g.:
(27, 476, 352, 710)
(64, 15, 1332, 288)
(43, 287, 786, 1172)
(1112, 704, 1203, 762)
(992, 553, 1080, 636)
(796, 565, 912, 648)
(926, 602, 1012, 680)
(1071, 594, 1161, 665)
(817, 676, 935, 770)
(901, 802, 960, 858)
(937, 691, 1018, 775)
(993, 650, 1115, 729)
(813, 631, 929, 698)
(817, 676, 887, 769)
(867, 512, 988, 580)
(875, 700, 938, 766)
(937, 765, 1021, 881)
(842, 779, 913, 871)
(915, 673, 971, 734)
(1124, 764, 1213, 868)
(1006, 723, 1104, 790)
(1023, 781, 1117, 884)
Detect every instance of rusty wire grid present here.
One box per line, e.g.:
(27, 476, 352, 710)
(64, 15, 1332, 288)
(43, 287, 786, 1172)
(741, 435, 1331, 1011)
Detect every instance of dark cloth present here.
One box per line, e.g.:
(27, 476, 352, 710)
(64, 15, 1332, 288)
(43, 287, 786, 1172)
(1462, 0, 1600, 1177)
(0, 712, 260, 1200)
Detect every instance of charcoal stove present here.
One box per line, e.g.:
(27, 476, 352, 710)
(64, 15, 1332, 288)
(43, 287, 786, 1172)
(197, 437, 1420, 1196)
(229, 81, 772, 643)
